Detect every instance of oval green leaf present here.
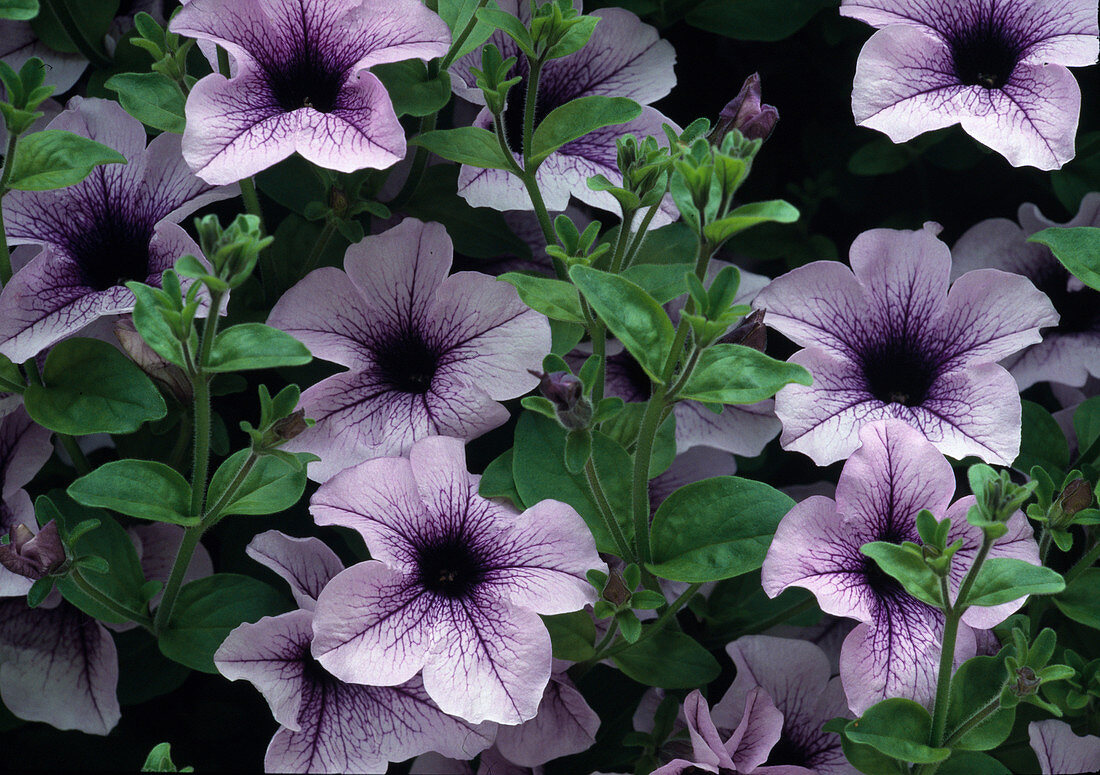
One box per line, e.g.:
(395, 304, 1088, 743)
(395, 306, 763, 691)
(6, 129, 127, 191)
(68, 459, 197, 526)
(207, 323, 312, 372)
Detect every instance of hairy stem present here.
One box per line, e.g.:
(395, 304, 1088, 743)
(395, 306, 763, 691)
(70, 570, 154, 632)
(153, 526, 203, 632)
(584, 457, 632, 560)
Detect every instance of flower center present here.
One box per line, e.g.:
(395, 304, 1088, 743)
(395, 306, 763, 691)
(859, 334, 940, 407)
(374, 328, 441, 395)
(612, 352, 653, 403)
(415, 534, 486, 599)
(948, 19, 1022, 89)
(65, 213, 153, 292)
(265, 51, 344, 113)
(1031, 262, 1099, 333)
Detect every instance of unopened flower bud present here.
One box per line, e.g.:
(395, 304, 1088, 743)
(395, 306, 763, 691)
(529, 370, 593, 430)
(723, 308, 767, 352)
(0, 521, 67, 580)
(330, 187, 349, 218)
(272, 409, 309, 442)
(710, 73, 779, 144)
(603, 570, 631, 607)
(115, 318, 192, 403)
(1012, 666, 1041, 697)
(1056, 478, 1093, 519)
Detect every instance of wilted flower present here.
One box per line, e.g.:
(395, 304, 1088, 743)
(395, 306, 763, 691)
(0, 520, 65, 580)
(709, 73, 779, 144)
(841, 0, 1099, 169)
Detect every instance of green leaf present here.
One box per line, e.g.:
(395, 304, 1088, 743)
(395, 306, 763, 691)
(1053, 568, 1100, 629)
(945, 654, 1015, 750)
(620, 263, 694, 304)
(475, 7, 535, 57)
(6, 129, 126, 190)
(499, 273, 585, 323)
(598, 402, 676, 478)
(104, 72, 186, 133)
(0, 0, 38, 21)
(478, 448, 521, 507)
(1052, 131, 1100, 214)
(564, 429, 592, 474)
(849, 137, 916, 176)
(1015, 400, 1069, 476)
(206, 449, 309, 517)
(631, 222, 696, 266)
(437, 0, 494, 59)
(544, 610, 596, 661)
(860, 542, 943, 608)
(141, 741, 192, 772)
(512, 412, 632, 553)
(647, 477, 793, 582)
(1029, 227, 1100, 292)
(570, 265, 674, 383)
(31, 0, 117, 53)
(127, 282, 188, 367)
(678, 344, 812, 404)
(529, 96, 641, 166)
(158, 574, 286, 672)
(845, 698, 951, 764)
(1073, 396, 1100, 453)
(703, 200, 800, 245)
(48, 495, 147, 624)
(372, 59, 452, 117)
(612, 630, 720, 689)
(24, 338, 167, 435)
(966, 558, 1065, 608)
(686, 0, 836, 41)
(68, 460, 197, 526)
(207, 324, 312, 372)
(935, 751, 1011, 775)
(410, 127, 514, 170)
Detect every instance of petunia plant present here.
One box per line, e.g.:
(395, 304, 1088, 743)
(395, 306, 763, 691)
(2, 1, 1100, 773)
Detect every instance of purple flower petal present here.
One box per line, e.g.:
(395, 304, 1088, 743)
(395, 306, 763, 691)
(0, 600, 120, 734)
(0, 20, 86, 92)
(494, 673, 599, 766)
(1029, 719, 1100, 775)
(246, 530, 344, 612)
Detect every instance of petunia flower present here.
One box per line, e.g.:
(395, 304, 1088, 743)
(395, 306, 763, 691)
(309, 435, 607, 725)
(953, 192, 1100, 390)
(170, 0, 451, 184)
(0, 408, 55, 599)
(651, 687, 783, 775)
(716, 635, 856, 775)
(267, 218, 549, 483)
(761, 420, 1040, 714)
(0, 20, 90, 94)
(215, 530, 494, 774)
(753, 222, 1058, 466)
(840, 0, 1099, 169)
(1028, 719, 1100, 775)
(0, 97, 236, 364)
(449, 0, 678, 221)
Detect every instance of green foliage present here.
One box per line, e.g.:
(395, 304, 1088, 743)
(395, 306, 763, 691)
(411, 126, 515, 170)
(372, 59, 452, 117)
(1015, 400, 1069, 477)
(703, 199, 800, 246)
(966, 559, 1064, 607)
(946, 654, 1015, 750)
(141, 742, 193, 772)
(1053, 568, 1100, 629)
(206, 449, 311, 517)
(1029, 226, 1100, 292)
(157, 574, 287, 673)
(528, 96, 642, 166)
(647, 477, 793, 582)
(860, 541, 944, 608)
(104, 72, 186, 133)
(611, 630, 720, 688)
(844, 698, 950, 764)
(206, 323, 312, 372)
(5, 129, 126, 190)
(499, 273, 586, 323)
(24, 338, 167, 435)
(677, 343, 812, 404)
(68, 460, 198, 526)
(686, 0, 837, 41)
(30, 0, 117, 54)
(0, 0, 38, 21)
(544, 610, 596, 661)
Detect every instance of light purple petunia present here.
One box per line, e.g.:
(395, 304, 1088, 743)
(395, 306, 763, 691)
(267, 217, 549, 483)
(449, 0, 678, 221)
(0, 408, 54, 599)
(0, 20, 87, 94)
(651, 687, 783, 775)
(309, 435, 606, 725)
(753, 222, 1058, 466)
(0, 97, 236, 364)
(170, 0, 450, 184)
(953, 192, 1100, 390)
(716, 635, 856, 775)
(761, 420, 1040, 714)
(1029, 719, 1100, 774)
(840, 0, 1099, 169)
(215, 530, 495, 774)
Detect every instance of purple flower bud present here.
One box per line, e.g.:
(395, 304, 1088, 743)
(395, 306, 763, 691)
(1056, 478, 1093, 518)
(711, 73, 779, 144)
(272, 409, 309, 442)
(530, 370, 593, 430)
(722, 308, 768, 352)
(0, 520, 67, 580)
(1013, 666, 1041, 697)
(602, 570, 631, 607)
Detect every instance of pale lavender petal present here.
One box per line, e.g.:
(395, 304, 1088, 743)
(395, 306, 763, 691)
(246, 530, 345, 611)
(1029, 719, 1100, 775)
(834, 420, 955, 537)
(457, 162, 532, 213)
(311, 562, 440, 688)
(950, 217, 1043, 278)
(716, 635, 830, 731)
(650, 446, 739, 510)
(761, 495, 878, 623)
(0, 600, 120, 734)
(140, 129, 239, 222)
(422, 589, 552, 724)
(726, 686, 784, 773)
(682, 689, 735, 770)
(1, 406, 54, 503)
(1008, 333, 1100, 390)
(494, 673, 599, 766)
(673, 399, 780, 457)
(0, 20, 86, 92)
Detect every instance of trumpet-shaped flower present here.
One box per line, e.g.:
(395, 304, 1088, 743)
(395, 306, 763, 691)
(753, 223, 1057, 466)
(449, 0, 677, 221)
(309, 435, 606, 725)
(953, 192, 1100, 390)
(761, 420, 1040, 713)
(0, 97, 236, 363)
(841, 0, 1099, 169)
(216, 530, 494, 773)
(171, 0, 450, 184)
(268, 218, 549, 482)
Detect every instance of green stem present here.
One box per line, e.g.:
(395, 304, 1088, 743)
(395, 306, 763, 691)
(153, 526, 203, 632)
(303, 218, 338, 275)
(202, 452, 259, 529)
(188, 291, 224, 517)
(239, 176, 265, 227)
(608, 210, 636, 274)
(621, 202, 660, 270)
(591, 323, 607, 406)
(42, 0, 113, 69)
(58, 433, 92, 477)
(665, 345, 701, 401)
(1065, 535, 1100, 584)
(943, 693, 1003, 748)
(584, 457, 632, 560)
(598, 583, 701, 662)
(70, 570, 154, 631)
(631, 381, 667, 564)
(1038, 528, 1053, 564)
(521, 58, 542, 172)
(0, 130, 19, 288)
(168, 411, 192, 472)
(439, 0, 490, 71)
